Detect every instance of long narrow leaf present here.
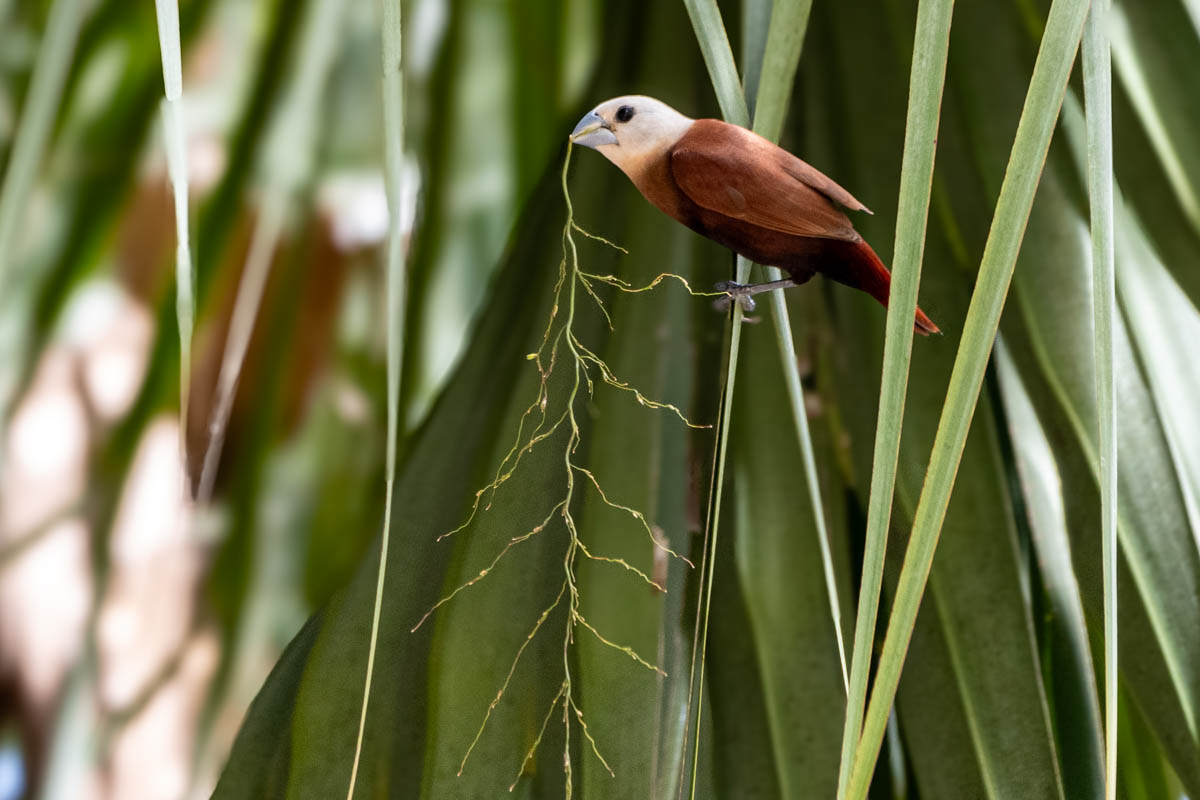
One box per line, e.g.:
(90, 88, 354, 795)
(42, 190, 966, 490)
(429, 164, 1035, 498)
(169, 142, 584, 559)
(741, 0, 772, 110)
(844, 0, 1091, 795)
(750, 0, 812, 144)
(1081, 2, 1118, 797)
(837, 1, 954, 795)
(995, 343, 1105, 799)
(679, 1, 748, 129)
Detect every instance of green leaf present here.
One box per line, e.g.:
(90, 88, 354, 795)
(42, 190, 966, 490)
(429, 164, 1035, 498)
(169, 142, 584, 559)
(750, 0, 812, 144)
(995, 343, 1105, 800)
(845, 0, 1091, 791)
(838, 1, 954, 794)
(797, 5, 1067, 797)
(211, 613, 325, 798)
(1002, 165, 1200, 793)
(704, 510, 782, 800)
(1109, 1, 1200, 243)
(740, 0, 772, 108)
(1080, 3, 1118, 796)
(728, 314, 848, 797)
(249, 161, 583, 799)
(680, 0, 747, 129)
(571, 171, 700, 800)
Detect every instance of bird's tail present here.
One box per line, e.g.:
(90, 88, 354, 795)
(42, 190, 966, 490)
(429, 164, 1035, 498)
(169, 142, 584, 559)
(842, 240, 941, 336)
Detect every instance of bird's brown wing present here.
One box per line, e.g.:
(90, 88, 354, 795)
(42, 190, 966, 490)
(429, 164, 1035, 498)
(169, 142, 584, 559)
(669, 119, 864, 242)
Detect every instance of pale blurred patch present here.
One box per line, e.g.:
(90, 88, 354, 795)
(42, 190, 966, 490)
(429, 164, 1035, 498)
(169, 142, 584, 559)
(61, 280, 153, 421)
(100, 417, 204, 710)
(108, 631, 219, 800)
(2, 350, 87, 532)
(0, 517, 90, 709)
(0, 342, 93, 784)
(2, 283, 216, 799)
(317, 170, 390, 252)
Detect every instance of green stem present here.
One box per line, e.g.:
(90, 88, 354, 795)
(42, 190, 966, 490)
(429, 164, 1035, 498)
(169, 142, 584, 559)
(687, 254, 753, 800)
(347, 0, 405, 795)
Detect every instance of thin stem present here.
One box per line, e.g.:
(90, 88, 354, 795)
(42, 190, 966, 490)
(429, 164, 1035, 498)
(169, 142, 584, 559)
(685, 255, 753, 800)
(196, 193, 285, 504)
(347, 0, 406, 796)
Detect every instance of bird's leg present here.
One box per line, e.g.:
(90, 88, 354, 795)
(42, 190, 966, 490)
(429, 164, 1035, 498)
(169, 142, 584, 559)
(713, 279, 797, 312)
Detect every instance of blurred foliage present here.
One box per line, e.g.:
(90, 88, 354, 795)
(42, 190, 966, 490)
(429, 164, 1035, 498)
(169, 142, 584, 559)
(0, 0, 1199, 798)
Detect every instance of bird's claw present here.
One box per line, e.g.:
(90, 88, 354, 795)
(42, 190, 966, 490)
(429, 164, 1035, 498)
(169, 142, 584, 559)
(713, 281, 756, 313)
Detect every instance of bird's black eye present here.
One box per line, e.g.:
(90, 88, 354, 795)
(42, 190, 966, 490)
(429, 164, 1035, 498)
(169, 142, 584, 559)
(615, 105, 635, 123)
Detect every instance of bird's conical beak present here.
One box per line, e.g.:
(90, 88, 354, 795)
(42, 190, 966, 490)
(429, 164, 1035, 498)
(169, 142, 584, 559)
(570, 111, 617, 148)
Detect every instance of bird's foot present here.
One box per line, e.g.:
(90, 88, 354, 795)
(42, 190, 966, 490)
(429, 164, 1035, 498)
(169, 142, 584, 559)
(713, 281, 756, 313)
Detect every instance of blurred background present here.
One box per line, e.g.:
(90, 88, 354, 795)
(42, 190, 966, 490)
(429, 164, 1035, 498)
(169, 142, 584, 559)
(2, 0, 1199, 798)
(0, 0, 524, 795)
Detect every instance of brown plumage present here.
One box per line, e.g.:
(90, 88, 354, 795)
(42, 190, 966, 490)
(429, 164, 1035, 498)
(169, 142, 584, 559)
(571, 96, 939, 335)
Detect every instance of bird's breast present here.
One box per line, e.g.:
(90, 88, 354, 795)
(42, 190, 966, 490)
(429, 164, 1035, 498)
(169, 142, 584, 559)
(628, 153, 699, 230)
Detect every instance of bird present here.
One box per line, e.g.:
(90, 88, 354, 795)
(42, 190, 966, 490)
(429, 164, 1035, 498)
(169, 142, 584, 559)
(569, 95, 939, 335)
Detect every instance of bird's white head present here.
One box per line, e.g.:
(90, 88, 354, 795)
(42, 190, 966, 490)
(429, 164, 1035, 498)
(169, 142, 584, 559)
(570, 96, 693, 177)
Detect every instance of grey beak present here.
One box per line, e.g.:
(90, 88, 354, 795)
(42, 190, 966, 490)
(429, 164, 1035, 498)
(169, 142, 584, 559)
(570, 111, 618, 148)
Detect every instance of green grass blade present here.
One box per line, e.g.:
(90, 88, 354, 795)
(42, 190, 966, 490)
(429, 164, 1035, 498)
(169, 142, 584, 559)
(1081, 2, 1118, 797)
(741, 0, 772, 109)
(0, 0, 83, 290)
(844, 0, 1091, 795)
(153, 0, 194, 452)
(1103, 0, 1200, 312)
(347, 0, 406, 797)
(680, 0, 748, 129)
(750, 0, 811, 144)
(836, 1, 954, 795)
(153, 0, 183, 100)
